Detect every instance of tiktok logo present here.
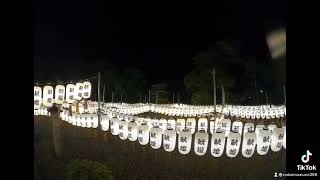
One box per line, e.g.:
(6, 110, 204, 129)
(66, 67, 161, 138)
(301, 150, 312, 163)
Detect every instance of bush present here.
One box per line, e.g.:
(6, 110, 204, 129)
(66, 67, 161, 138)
(66, 159, 113, 180)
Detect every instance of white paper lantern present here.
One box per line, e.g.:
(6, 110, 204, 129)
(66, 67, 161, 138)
(242, 131, 257, 158)
(54, 85, 65, 105)
(178, 129, 192, 155)
(243, 122, 255, 134)
(211, 131, 226, 158)
(231, 120, 243, 135)
(270, 127, 284, 152)
(74, 82, 84, 101)
(34, 86, 42, 109)
(167, 119, 176, 130)
(255, 123, 265, 137)
(186, 118, 196, 134)
(176, 119, 185, 134)
(82, 81, 92, 99)
(92, 114, 99, 128)
(66, 84, 76, 103)
(226, 131, 241, 158)
(150, 126, 163, 149)
(81, 114, 88, 128)
(216, 117, 231, 137)
(138, 123, 150, 145)
(43, 85, 54, 107)
(159, 118, 167, 131)
(197, 118, 208, 132)
(127, 121, 138, 141)
(268, 124, 277, 132)
(163, 127, 176, 152)
(256, 128, 272, 155)
(118, 120, 128, 140)
(110, 118, 119, 135)
(101, 115, 109, 131)
(283, 126, 286, 149)
(256, 111, 261, 119)
(73, 113, 78, 126)
(194, 131, 209, 156)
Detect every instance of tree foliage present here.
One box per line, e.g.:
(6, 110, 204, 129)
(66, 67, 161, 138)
(184, 41, 262, 105)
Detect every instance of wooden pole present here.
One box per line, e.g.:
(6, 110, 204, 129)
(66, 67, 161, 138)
(212, 68, 216, 112)
(173, 91, 175, 103)
(148, 90, 151, 104)
(222, 84, 225, 106)
(102, 83, 105, 102)
(112, 91, 114, 103)
(156, 90, 158, 104)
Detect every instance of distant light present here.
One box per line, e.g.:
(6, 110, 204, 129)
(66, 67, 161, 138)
(260, 90, 263, 94)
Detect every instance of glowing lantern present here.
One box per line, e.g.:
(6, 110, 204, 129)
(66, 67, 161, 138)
(92, 114, 99, 128)
(159, 118, 167, 131)
(81, 114, 89, 128)
(75, 82, 84, 101)
(82, 81, 91, 99)
(186, 118, 196, 134)
(34, 86, 42, 109)
(43, 85, 54, 107)
(226, 131, 241, 158)
(197, 118, 208, 132)
(194, 130, 209, 156)
(118, 119, 128, 140)
(243, 123, 255, 134)
(256, 111, 261, 119)
(66, 84, 76, 103)
(242, 131, 257, 158)
(176, 119, 185, 134)
(72, 113, 78, 126)
(101, 115, 109, 131)
(54, 85, 65, 105)
(163, 127, 176, 152)
(268, 124, 277, 132)
(167, 119, 176, 130)
(270, 127, 284, 152)
(216, 117, 231, 137)
(283, 126, 286, 149)
(110, 118, 119, 135)
(138, 123, 149, 145)
(211, 131, 226, 158)
(255, 123, 265, 137)
(256, 128, 272, 155)
(178, 129, 192, 155)
(231, 120, 243, 135)
(150, 126, 162, 149)
(127, 121, 138, 141)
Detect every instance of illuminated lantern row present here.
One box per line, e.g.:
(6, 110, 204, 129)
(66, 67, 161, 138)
(61, 112, 285, 157)
(33, 81, 92, 109)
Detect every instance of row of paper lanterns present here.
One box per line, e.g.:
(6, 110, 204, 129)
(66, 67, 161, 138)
(103, 103, 286, 119)
(60, 111, 286, 157)
(34, 81, 92, 109)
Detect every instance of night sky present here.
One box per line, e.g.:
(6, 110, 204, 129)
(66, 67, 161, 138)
(34, 0, 285, 89)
